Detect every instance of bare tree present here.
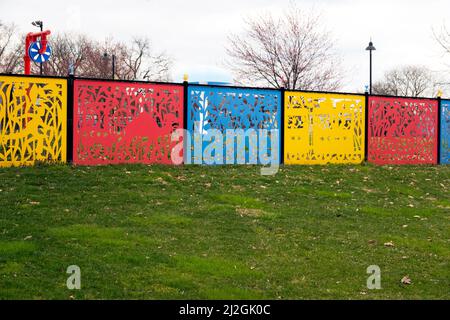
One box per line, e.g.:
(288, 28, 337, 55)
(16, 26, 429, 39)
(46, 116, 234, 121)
(434, 24, 450, 56)
(226, 6, 342, 90)
(44, 34, 173, 81)
(0, 21, 22, 74)
(0, 25, 173, 81)
(432, 24, 450, 93)
(81, 37, 126, 79)
(43, 33, 96, 76)
(372, 65, 436, 97)
(120, 37, 172, 81)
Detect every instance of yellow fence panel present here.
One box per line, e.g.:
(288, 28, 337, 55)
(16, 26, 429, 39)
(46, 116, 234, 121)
(285, 91, 365, 164)
(0, 76, 67, 167)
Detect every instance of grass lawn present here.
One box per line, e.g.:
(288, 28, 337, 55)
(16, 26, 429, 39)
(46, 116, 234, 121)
(0, 164, 449, 299)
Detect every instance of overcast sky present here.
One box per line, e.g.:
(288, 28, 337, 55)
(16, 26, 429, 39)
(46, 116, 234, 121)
(1, 0, 449, 91)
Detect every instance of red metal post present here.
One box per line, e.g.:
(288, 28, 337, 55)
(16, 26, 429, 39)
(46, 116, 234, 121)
(23, 30, 51, 75)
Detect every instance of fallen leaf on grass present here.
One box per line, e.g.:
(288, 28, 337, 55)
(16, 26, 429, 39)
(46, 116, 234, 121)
(236, 208, 266, 218)
(156, 177, 168, 185)
(384, 241, 395, 247)
(401, 276, 412, 285)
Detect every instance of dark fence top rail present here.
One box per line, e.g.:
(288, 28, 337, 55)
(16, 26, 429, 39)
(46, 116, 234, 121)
(0, 73, 445, 100)
(368, 93, 439, 101)
(285, 88, 366, 97)
(187, 82, 280, 92)
(72, 76, 183, 87)
(0, 73, 68, 81)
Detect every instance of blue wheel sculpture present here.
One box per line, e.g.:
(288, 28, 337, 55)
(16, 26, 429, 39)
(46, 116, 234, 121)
(28, 41, 52, 63)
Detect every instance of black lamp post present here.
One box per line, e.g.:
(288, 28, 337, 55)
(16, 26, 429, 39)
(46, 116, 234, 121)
(365, 40, 376, 94)
(31, 20, 44, 75)
(103, 52, 116, 80)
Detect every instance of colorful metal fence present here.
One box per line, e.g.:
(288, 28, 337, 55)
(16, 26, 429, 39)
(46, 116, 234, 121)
(0, 76, 67, 167)
(284, 91, 365, 164)
(186, 85, 281, 164)
(441, 99, 450, 164)
(73, 80, 183, 165)
(1, 73, 449, 168)
(368, 96, 438, 165)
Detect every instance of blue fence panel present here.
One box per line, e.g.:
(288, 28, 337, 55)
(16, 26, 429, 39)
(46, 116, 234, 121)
(187, 85, 281, 164)
(441, 99, 450, 164)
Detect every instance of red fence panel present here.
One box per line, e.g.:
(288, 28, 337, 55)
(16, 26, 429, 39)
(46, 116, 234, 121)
(73, 80, 183, 165)
(368, 96, 438, 165)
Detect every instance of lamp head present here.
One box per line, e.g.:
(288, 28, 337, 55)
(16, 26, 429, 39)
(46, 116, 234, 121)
(366, 41, 376, 51)
(31, 20, 43, 28)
